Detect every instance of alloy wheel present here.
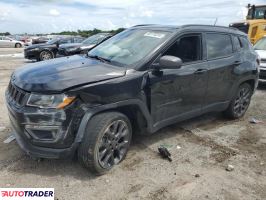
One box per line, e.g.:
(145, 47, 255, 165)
(233, 86, 251, 117)
(98, 120, 130, 169)
(40, 51, 53, 60)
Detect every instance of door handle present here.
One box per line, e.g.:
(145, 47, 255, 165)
(194, 69, 208, 74)
(233, 61, 242, 65)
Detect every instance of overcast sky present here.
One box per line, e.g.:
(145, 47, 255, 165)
(0, 0, 265, 34)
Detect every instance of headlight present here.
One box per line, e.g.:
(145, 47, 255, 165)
(27, 48, 39, 51)
(27, 94, 76, 109)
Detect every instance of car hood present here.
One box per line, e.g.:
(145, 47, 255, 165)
(12, 55, 126, 93)
(255, 50, 266, 59)
(79, 44, 96, 50)
(59, 43, 81, 49)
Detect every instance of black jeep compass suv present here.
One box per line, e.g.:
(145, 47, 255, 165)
(6, 25, 259, 174)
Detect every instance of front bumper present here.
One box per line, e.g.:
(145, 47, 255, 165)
(24, 49, 38, 60)
(11, 122, 78, 159)
(259, 67, 266, 82)
(5, 85, 83, 159)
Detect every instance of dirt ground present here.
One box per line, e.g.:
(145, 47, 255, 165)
(0, 48, 265, 200)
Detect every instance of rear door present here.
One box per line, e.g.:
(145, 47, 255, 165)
(204, 33, 237, 108)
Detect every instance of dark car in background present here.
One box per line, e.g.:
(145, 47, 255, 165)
(6, 25, 259, 174)
(32, 37, 50, 45)
(58, 33, 112, 56)
(24, 36, 85, 61)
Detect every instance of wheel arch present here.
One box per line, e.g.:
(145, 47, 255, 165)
(14, 43, 22, 48)
(74, 100, 152, 144)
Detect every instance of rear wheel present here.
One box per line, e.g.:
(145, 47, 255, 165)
(224, 83, 252, 119)
(39, 50, 54, 61)
(78, 112, 132, 175)
(15, 43, 22, 48)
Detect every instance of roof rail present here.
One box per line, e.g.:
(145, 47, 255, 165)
(181, 24, 229, 29)
(132, 24, 157, 27)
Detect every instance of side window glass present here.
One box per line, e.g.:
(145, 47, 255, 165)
(163, 35, 202, 63)
(239, 37, 251, 50)
(206, 33, 233, 59)
(60, 38, 72, 44)
(232, 36, 241, 51)
(76, 38, 84, 43)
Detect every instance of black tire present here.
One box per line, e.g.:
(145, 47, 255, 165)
(78, 112, 132, 175)
(224, 83, 252, 119)
(15, 43, 22, 48)
(39, 50, 54, 61)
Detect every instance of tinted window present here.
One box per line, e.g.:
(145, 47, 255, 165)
(232, 36, 241, 51)
(163, 35, 202, 63)
(206, 33, 233, 59)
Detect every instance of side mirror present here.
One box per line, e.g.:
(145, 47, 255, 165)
(159, 55, 182, 69)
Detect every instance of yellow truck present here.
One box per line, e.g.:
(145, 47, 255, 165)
(230, 4, 266, 44)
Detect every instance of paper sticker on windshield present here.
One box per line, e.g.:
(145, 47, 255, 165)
(144, 32, 165, 39)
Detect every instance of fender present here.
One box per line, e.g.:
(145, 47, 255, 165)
(74, 99, 153, 143)
(227, 73, 258, 101)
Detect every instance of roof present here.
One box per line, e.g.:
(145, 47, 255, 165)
(131, 24, 246, 36)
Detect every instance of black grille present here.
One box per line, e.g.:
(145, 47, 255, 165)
(7, 82, 27, 106)
(261, 59, 266, 63)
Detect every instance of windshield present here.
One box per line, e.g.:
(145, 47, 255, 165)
(82, 34, 106, 45)
(88, 29, 172, 67)
(254, 37, 266, 50)
(247, 6, 266, 19)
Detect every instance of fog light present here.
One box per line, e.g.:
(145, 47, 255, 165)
(25, 125, 59, 141)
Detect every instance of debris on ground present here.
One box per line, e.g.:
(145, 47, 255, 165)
(225, 164, 234, 172)
(3, 134, 15, 144)
(0, 126, 6, 132)
(249, 117, 264, 124)
(176, 145, 181, 150)
(158, 146, 172, 162)
(195, 174, 200, 178)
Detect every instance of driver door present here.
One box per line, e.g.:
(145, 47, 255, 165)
(149, 33, 208, 126)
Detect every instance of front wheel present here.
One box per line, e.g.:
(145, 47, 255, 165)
(224, 83, 252, 119)
(78, 112, 132, 175)
(39, 50, 54, 61)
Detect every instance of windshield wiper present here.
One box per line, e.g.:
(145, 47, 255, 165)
(87, 54, 111, 63)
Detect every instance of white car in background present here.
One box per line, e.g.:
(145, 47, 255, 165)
(0, 36, 24, 48)
(254, 36, 266, 83)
